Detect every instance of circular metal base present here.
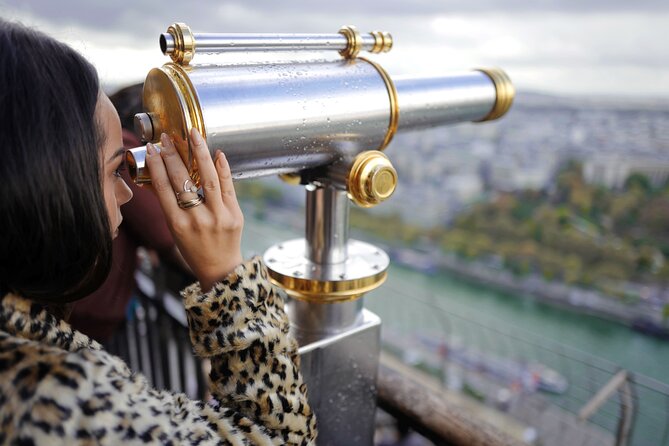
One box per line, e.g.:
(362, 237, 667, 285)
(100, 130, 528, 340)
(264, 239, 389, 303)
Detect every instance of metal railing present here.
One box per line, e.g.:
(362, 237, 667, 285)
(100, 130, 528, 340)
(365, 283, 669, 446)
(104, 263, 208, 400)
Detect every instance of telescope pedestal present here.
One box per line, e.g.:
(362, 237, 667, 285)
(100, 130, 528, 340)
(266, 187, 388, 445)
(296, 307, 381, 446)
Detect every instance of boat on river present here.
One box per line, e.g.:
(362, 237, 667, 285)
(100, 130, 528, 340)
(387, 332, 568, 395)
(418, 335, 568, 394)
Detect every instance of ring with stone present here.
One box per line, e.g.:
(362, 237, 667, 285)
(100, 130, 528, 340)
(183, 179, 198, 194)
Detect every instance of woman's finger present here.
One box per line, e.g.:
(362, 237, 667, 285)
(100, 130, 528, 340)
(159, 133, 199, 203)
(144, 142, 181, 215)
(189, 127, 222, 212)
(214, 150, 239, 206)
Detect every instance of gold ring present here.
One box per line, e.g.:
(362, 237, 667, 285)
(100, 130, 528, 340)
(178, 195, 204, 209)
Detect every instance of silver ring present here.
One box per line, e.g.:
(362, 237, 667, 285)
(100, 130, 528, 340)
(177, 194, 204, 209)
(183, 179, 198, 194)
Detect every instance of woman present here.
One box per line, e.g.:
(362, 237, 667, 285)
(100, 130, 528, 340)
(0, 20, 317, 445)
(69, 83, 190, 344)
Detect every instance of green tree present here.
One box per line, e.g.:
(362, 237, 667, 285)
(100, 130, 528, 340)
(624, 172, 652, 194)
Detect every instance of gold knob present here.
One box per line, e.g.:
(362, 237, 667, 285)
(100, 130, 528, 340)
(347, 151, 397, 208)
(370, 31, 393, 53)
(278, 173, 302, 185)
(134, 112, 160, 142)
(166, 23, 195, 65)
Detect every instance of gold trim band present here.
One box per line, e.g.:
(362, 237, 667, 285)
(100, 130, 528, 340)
(338, 25, 363, 59)
(267, 269, 388, 303)
(475, 67, 515, 121)
(359, 57, 399, 151)
(153, 63, 206, 185)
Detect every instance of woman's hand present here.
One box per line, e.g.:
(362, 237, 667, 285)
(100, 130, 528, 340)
(144, 128, 244, 292)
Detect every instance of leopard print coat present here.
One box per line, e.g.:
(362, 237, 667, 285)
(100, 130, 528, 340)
(0, 257, 317, 445)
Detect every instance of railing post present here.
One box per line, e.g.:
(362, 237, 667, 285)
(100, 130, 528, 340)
(578, 369, 636, 446)
(616, 378, 635, 446)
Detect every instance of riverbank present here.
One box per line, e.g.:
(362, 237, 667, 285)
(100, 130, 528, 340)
(428, 253, 669, 337)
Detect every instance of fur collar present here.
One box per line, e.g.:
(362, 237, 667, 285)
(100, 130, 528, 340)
(0, 293, 102, 352)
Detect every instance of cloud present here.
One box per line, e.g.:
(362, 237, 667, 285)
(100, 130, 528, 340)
(5, 0, 669, 28)
(1, 1, 667, 97)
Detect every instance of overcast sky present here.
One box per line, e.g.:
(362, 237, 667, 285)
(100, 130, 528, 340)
(1, 0, 667, 98)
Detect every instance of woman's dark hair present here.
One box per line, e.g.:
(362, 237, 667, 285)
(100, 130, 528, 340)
(0, 20, 112, 304)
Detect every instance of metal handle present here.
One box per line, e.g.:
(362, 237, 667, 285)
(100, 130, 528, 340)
(161, 23, 392, 64)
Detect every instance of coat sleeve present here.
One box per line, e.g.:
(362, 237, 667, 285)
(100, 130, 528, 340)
(36, 257, 317, 445)
(180, 256, 318, 444)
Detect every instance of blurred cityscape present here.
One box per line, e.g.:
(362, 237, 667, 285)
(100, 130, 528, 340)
(376, 92, 669, 228)
(233, 91, 669, 444)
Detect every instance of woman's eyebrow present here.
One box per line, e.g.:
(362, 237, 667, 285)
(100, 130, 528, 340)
(107, 147, 126, 163)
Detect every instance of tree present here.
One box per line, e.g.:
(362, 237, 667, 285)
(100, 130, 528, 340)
(624, 172, 652, 194)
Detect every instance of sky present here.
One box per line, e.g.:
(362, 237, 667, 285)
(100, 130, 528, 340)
(1, 0, 668, 98)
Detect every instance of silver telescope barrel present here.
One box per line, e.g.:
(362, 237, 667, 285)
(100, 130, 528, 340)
(396, 69, 513, 129)
(161, 23, 392, 64)
(126, 62, 512, 185)
(127, 62, 512, 185)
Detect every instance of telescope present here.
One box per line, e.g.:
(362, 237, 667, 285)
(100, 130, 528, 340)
(127, 23, 514, 446)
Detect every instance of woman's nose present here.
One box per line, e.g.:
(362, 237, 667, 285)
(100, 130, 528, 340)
(119, 179, 133, 205)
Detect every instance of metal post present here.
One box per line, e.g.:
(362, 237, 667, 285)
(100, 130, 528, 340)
(264, 184, 385, 445)
(285, 186, 362, 343)
(305, 185, 349, 265)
